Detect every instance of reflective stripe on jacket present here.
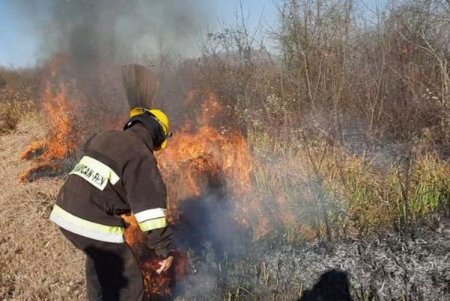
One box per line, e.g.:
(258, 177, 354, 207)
(134, 208, 167, 232)
(50, 204, 125, 243)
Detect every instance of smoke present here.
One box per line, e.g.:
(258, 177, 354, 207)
(165, 163, 253, 297)
(172, 192, 253, 297)
(10, 0, 210, 128)
(15, 0, 208, 65)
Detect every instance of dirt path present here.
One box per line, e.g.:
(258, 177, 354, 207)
(0, 116, 85, 300)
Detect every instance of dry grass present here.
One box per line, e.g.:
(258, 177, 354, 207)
(0, 101, 35, 134)
(248, 130, 450, 242)
(0, 68, 38, 134)
(0, 86, 448, 300)
(0, 115, 85, 300)
(1, 1, 449, 297)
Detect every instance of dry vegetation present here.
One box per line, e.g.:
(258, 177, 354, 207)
(1, 0, 449, 300)
(191, 0, 450, 241)
(0, 114, 86, 300)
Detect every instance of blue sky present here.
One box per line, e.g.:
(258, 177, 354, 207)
(0, 1, 38, 68)
(0, 0, 386, 68)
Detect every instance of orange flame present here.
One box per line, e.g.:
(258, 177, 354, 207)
(41, 83, 79, 161)
(21, 59, 287, 293)
(122, 214, 188, 297)
(123, 91, 274, 296)
(158, 92, 270, 238)
(20, 81, 80, 182)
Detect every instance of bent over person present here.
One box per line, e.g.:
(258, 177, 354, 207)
(50, 108, 173, 300)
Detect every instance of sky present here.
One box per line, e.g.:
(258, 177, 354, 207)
(0, 1, 39, 68)
(0, 0, 386, 68)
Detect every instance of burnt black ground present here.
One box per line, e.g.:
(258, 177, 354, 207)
(174, 218, 450, 301)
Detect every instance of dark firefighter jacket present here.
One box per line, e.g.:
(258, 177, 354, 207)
(50, 123, 172, 257)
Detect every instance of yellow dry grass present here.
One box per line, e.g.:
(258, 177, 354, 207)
(0, 115, 85, 300)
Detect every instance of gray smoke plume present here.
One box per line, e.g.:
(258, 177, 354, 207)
(11, 0, 210, 124)
(14, 0, 208, 65)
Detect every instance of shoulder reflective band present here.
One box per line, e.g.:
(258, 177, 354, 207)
(70, 156, 120, 191)
(134, 208, 167, 232)
(50, 205, 125, 243)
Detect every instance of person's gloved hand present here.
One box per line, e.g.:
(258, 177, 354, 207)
(156, 255, 174, 274)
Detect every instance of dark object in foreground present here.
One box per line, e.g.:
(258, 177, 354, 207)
(299, 269, 352, 301)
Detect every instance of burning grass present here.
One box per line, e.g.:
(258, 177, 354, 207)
(122, 214, 188, 297)
(2, 89, 450, 300)
(2, 0, 450, 295)
(20, 82, 80, 182)
(159, 125, 257, 220)
(3, 65, 450, 300)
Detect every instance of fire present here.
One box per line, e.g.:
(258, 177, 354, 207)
(20, 55, 128, 182)
(41, 83, 78, 161)
(20, 82, 80, 182)
(122, 214, 188, 297)
(20, 140, 47, 160)
(120, 92, 257, 297)
(20, 59, 281, 295)
(158, 92, 269, 237)
(123, 91, 271, 297)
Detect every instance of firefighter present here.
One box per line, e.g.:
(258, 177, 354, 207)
(50, 108, 173, 301)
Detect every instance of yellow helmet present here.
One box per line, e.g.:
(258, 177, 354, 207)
(129, 107, 172, 150)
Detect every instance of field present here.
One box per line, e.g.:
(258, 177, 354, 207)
(0, 86, 449, 300)
(0, 114, 86, 300)
(1, 0, 450, 300)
